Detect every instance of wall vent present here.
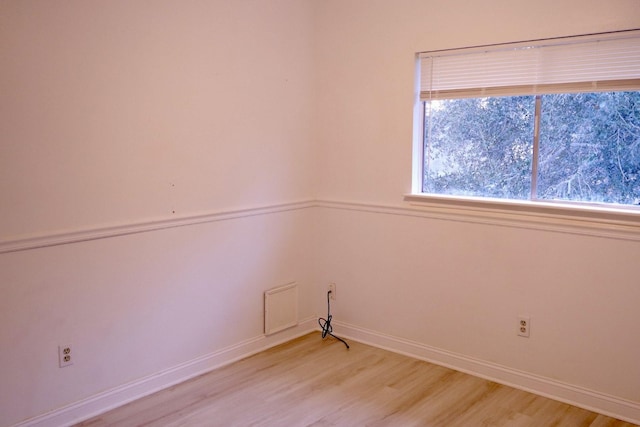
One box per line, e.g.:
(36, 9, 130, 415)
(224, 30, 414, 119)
(264, 282, 298, 335)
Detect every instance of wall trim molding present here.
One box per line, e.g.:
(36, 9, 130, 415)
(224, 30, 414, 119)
(0, 200, 315, 254)
(333, 321, 640, 425)
(3, 196, 639, 255)
(11, 318, 318, 427)
(317, 198, 640, 242)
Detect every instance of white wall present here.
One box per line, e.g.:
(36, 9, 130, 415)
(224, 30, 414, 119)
(313, 0, 640, 204)
(2, 0, 640, 425)
(313, 0, 640, 421)
(0, 1, 318, 426)
(1, 0, 315, 238)
(0, 210, 317, 426)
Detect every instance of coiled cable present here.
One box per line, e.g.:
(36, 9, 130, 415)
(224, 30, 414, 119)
(318, 290, 349, 349)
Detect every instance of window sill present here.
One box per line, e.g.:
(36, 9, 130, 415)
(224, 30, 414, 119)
(403, 193, 640, 241)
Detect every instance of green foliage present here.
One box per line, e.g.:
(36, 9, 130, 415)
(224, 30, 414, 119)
(538, 92, 640, 205)
(423, 92, 640, 206)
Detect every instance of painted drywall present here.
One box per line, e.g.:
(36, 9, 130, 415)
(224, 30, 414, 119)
(1, 0, 315, 239)
(0, 209, 317, 426)
(313, 0, 640, 204)
(2, 0, 640, 425)
(0, 1, 318, 425)
(313, 0, 640, 411)
(316, 207, 640, 401)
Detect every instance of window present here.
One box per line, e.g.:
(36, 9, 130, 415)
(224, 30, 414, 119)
(415, 30, 640, 209)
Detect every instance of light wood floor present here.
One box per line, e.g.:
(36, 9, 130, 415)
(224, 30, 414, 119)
(77, 332, 637, 427)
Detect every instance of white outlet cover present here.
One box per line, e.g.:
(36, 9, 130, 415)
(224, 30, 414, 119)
(517, 316, 530, 338)
(58, 345, 73, 367)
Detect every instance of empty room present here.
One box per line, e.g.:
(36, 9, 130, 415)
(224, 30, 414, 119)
(1, 1, 639, 426)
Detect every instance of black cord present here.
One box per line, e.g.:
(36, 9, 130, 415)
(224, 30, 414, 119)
(318, 290, 349, 349)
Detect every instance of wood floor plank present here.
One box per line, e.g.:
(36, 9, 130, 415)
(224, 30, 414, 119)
(76, 332, 638, 427)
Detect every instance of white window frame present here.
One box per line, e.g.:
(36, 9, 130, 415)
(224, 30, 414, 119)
(408, 30, 640, 237)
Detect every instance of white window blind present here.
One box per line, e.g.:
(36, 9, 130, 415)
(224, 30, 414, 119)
(419, 30, 640, 100)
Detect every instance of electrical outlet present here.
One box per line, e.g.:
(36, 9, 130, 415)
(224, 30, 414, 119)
(328, 283, 336, 300)
(58, 345, 73, 367)
(517, 316, 530, 338)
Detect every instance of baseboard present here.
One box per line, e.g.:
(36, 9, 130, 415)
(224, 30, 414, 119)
(12, 317, 317, 427)
(333, 321, 640, 425)
(14, 318, 640, 426)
